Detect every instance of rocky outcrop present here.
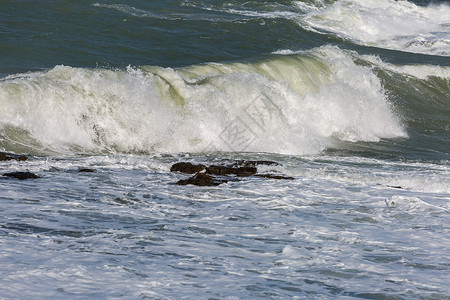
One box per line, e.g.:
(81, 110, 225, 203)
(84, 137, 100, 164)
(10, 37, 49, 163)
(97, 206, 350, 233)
(171, 160, 293, 186)
(170, 162, 206, 174)
(3, 171, 40, 180)
(0, 152, 28, 162)
(177, 172, 228, 186)
(1, 153, 37, 179)
(206, 165, 257, 177)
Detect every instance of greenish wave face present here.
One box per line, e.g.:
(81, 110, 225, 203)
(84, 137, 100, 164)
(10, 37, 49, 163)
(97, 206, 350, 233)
(1, 47, 409, 156)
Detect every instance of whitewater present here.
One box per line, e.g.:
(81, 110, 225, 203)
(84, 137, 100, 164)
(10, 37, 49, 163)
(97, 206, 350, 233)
(1, 0, 449, 299)
(0, 46, 407, 155)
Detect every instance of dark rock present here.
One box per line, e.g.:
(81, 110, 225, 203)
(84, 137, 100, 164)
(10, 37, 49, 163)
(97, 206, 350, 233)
(206, 165, 257, 177)
(3, 171, 40, 180)
(79, 168, 95, 173)
(255, 174, 294, 180)
(172, 160, 290, 186)
(234, 167, 257, 177)
(0, 152, 28, 162)
(170, 162, 206, 174)
(177, 172, 228, 186)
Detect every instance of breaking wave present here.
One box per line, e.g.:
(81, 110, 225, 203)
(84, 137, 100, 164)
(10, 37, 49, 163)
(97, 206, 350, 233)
(0, 46, 406, 155)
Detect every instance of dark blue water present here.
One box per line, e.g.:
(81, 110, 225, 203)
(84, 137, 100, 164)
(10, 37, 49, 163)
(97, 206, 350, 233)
(1, 1, 307, 72)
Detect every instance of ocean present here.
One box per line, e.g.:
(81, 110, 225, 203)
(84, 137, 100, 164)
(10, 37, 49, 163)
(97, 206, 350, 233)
(0, 0, 449, 298)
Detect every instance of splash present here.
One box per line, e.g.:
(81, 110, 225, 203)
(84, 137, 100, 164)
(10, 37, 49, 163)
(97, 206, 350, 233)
(0, 46, 406, 155)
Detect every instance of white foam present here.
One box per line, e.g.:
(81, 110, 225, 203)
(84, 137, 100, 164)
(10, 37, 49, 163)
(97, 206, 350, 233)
(0, 46, 406, 155)
(384, 195, 448, 214)
(360, 54, 450, 79)
(299, 0, 450, 56)
(272, 49, 297, 55)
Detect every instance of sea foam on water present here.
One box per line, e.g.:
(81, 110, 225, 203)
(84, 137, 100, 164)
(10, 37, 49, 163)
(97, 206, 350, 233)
(300, 0, 450, 56)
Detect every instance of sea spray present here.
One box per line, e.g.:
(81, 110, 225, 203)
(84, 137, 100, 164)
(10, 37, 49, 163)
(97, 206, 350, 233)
(299, 0, 450, 56)
(0, 47, 406, 155)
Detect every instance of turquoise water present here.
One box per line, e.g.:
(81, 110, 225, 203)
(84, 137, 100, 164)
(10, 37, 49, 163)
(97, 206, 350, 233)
(1, 0, 449, 299)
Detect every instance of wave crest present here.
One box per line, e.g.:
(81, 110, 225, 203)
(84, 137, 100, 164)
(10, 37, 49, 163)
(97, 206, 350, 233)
(0, 46, 406, 155)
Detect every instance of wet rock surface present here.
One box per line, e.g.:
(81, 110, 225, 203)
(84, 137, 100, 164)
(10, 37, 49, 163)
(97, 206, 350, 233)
(206, 165, 257, 177)
(177, 172, 229, 186)
(0, 152, 28, 162)
(3, 171, 40, 180)
(172, 160, 293, 186)
(170, 162, 206, 174)
(79, 168, 95, 173)
(0, 154, 293, 185)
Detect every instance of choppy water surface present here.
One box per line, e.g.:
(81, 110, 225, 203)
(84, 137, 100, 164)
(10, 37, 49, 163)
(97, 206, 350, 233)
(1, 0, 449, 298)
(1, 153, 449, 299)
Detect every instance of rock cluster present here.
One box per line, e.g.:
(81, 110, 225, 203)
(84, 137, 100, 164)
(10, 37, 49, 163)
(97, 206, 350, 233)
(170, 162, 206, 174)
(3, 171, 40, 180)
(176, 172, 229, 186)
(1, 151, 294, 185)
(1, 151, 100, 180)
(171, 161, 294, 186)
(0, 151, 28, 162)
(1, 152, 40, 180)
(1, 151, 97, 180)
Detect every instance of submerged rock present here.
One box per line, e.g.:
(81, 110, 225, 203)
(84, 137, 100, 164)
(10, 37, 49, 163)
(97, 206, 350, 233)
(170, 162, 206, 174)
(79, 168, 95, 173)
(0, 152, 28, 162)
(177, 172, 228, 186)
(3, 171, 40, 180)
